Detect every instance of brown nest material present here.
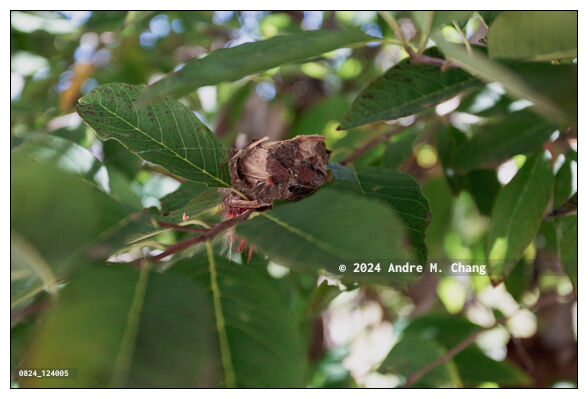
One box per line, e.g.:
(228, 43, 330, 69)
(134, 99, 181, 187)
(222, 134, 330, 214)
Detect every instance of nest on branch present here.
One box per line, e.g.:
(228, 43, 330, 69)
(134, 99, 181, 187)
(221, 134, 330, 215)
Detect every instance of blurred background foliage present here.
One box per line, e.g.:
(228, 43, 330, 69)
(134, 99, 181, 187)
(11, 11, 577, 388)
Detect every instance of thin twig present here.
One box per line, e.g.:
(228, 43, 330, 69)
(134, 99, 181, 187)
(340, 125, 409, 165)
(155, 220, 208, 233)
(401, 319, 502, 387)
(138, 209, 255, 265)
(401, 293, 574, 387)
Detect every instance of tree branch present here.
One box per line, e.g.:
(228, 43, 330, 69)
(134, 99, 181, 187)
(155, 220, 208, 233)
(401, 293, 574, 387)
(137, 209, 255, 265)
(401, 319, 502, 387)
(340, 124, 409, 165)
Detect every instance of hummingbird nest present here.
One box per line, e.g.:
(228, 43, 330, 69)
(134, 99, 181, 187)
(222, 134, 330, 215)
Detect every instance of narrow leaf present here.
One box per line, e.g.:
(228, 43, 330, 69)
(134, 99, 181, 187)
(141, 30, 376, 102)
(77, 83, 230, 187)
(486, 151, 554, 281)
(340, 48, 481, 129)
(432, 35, 567, 123)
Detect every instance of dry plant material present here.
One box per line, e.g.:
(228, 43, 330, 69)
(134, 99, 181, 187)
(222, 134, 330, 215)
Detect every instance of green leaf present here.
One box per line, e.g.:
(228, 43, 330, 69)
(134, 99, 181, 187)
(173, 254, 308, 387)
(327, 162, 360, 188)
(559, 215, 577, 294)
(340, 48, 481, 129)
(487, 151, 554, 281)
(236, 188, 414, 275)
(20, 266, 216, 387)
(432, 36, 568, 124)
(159, 180, 220, 218)
(454, 347, 530, 387)
(504, 259, 532, 302)
(402, 314, 530, 386)
(505, 62, 577, 125)
(379, 335, 460, 387)
(356, 167, 431, 264)
(403, 314, 477, 346)
(141, 30, 376, 102)
(11, 233, 58, 310)
(11, 134, 108, 191)
(487, 11, 577, 61)
(478, 11, 501, 26)
(76, 83, 230, 187)
(422, 177, 454, 258)
(435, 126, 501, 216)
(382, 127, 420, 169)
(11, 161, 140, 278)
(462, 170, 501, 217)
(554, 152, 576, 209)
(453, 110, 556, 172)
(412, 11, 473, 37)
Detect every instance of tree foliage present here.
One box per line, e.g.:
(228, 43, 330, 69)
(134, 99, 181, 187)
(11, 11, 577, 388)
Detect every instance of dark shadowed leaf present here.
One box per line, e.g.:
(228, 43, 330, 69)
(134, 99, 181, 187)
(236, 188, 414, 274)
(379, 335, 459, 387)
(20, 266, 216, 387)
(327, 162, 360, 188)
(340, 48, 481, 129)
(173, 255, 308, 387)
(141, 30, 376, 102)
(462, 170, 501, 217)
(505, 62, 577, 125)
(453, 110, 556, 172)
(478, 11, 501, 26)
(454, 347, 530, 387)
(356, 167, 431, 263)
(10, 161, 150, 310)
(487, 151, 554, 281)
(422, 177, 454, 258)
(382, 127, 420, 169)
(435, 126, 501, 216)
(77, 83, 230, 187)
(487, 11, 577, 61)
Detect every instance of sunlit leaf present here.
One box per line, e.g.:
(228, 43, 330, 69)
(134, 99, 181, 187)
(340, 48, 481, 129)
(77, 83, 230, 187)
(141, 30, 376, 102)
